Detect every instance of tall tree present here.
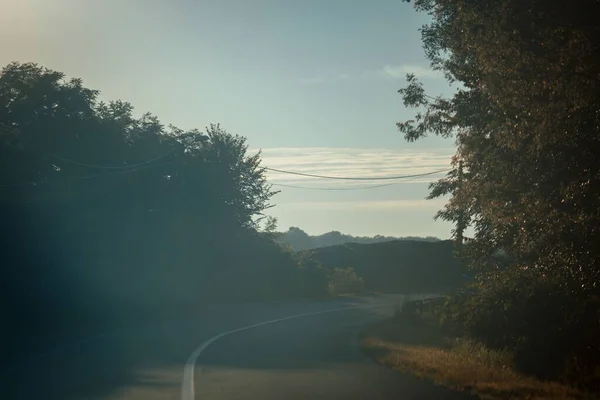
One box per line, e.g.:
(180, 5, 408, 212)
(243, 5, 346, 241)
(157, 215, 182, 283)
(399, 0, 600, 282)
(0, 62, 297, 354)
(399, 0, 600, 380)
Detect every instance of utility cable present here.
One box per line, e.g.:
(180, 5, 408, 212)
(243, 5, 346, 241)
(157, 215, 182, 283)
(264, 166, 450, 180)
(49, 146, 179, 170)
(0, 160, 175, 187)
(269, 169, 450, 191)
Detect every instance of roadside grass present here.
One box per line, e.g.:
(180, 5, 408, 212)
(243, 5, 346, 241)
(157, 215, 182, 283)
(361, 309, 593, 400)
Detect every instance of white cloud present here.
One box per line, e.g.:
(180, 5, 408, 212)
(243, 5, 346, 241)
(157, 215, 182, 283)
(297, 65, 441, 85)
(256, 147, 453, 236)
(254, 147, 454, 186)
(279, 198, 446, 211)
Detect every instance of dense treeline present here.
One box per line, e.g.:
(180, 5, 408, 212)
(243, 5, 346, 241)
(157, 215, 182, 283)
(0, 62, 325, 366)
(401, 0, 600, 387)
(302, 240, 465, 294)
(277, 226, 440, 251)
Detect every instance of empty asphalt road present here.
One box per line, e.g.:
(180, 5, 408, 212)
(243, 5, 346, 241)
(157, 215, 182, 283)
(2, 295, 472, 399)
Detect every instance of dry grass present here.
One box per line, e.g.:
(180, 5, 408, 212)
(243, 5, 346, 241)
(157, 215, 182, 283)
(361, 318, 592, 400)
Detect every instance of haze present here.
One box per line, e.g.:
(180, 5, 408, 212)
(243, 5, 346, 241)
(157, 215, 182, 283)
(0, 0, 456, 237)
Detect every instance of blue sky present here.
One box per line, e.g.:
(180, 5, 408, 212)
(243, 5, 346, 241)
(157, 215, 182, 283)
(2, 0, 457, 238)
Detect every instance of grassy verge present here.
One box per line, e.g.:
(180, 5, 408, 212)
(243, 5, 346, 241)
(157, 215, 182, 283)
(360, 305, 592, 400)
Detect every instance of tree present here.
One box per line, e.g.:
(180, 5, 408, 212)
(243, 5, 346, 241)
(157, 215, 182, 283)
(262, 216, 279, 235)
(201, 123, 278, 230)
(0, 63, 276, 235)
(283, 227, 314, 250)
(0, 62, 307, 365)
(259, 215, 285, 245)
(399, 0, 600, 382)
(327, 267, 365, 295)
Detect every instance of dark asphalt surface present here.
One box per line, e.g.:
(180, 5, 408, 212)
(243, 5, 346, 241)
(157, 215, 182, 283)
(2, 295, 473, 399)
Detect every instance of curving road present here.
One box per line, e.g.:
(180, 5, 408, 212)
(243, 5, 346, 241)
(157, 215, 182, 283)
(2, 295, 472, 400)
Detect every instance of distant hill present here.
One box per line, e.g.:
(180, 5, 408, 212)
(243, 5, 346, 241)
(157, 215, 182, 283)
(300, 239, 464, 294)
(277, 227, 441, 251)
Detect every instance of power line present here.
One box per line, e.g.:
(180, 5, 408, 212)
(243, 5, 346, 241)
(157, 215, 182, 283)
(0, 161, 175, 188)
(58, 160, 176, 183)
(0, 147, 179, 187)
(1, 151, 451, 189)
(271, 182, 398, 191)
(1, 164, 450, 189)
(49, 147, 179, 170)
(264, 166, 450, 180)
(269, 169, 450, 191)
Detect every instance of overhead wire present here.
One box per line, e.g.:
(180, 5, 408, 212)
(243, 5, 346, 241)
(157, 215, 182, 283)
(49, 146, 179, 170)
(269, 169, 451, 191)
(0, 146, 180, 187)
(2, 146, 452, 190)
(1, 164, 451, 189)
(270, 182, 399, 191)
(263, 166, 450, 180)
(0, 160, 176, 187)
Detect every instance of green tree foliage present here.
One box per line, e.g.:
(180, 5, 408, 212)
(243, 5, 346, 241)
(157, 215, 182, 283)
(295, 251, 330, 297)
(0, 62, 326, 366)
(305, 240, 464, 294)
(327, 267, 365, 295)
(400, 0, 600, 384)
(277, 226, 440, 251)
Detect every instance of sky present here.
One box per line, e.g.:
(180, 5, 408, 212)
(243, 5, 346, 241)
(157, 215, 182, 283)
(1, 0, 458, 238)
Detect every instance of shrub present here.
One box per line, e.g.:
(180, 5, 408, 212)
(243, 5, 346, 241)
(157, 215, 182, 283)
(327, 267, 365, 295)
(439, 268, 600, 387)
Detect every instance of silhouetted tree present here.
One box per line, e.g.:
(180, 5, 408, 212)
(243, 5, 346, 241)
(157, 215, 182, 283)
(400, 0, 600, 384)
(0, 62, 314, 367)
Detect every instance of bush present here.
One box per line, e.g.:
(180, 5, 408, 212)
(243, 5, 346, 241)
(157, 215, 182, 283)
(449, 337, 515, 371)
(439, 268, 600, 387)
(398, 296, 446, 326)
(293, 252, 330, 298)
(327, 267, 365, 295)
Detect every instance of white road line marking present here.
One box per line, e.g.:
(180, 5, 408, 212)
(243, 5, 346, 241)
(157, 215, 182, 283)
(181, 302, 393, 400)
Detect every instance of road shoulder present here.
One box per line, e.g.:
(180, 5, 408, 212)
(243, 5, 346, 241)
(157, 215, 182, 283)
(360, 314, 590, 400)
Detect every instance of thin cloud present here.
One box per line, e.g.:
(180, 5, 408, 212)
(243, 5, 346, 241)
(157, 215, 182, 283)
(379, 64, 442, 80)
(255, 147, 454, 186)
(258, 147, 452, 226)
(280, 199, 447, 211)
(298, 66, 439, 85)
